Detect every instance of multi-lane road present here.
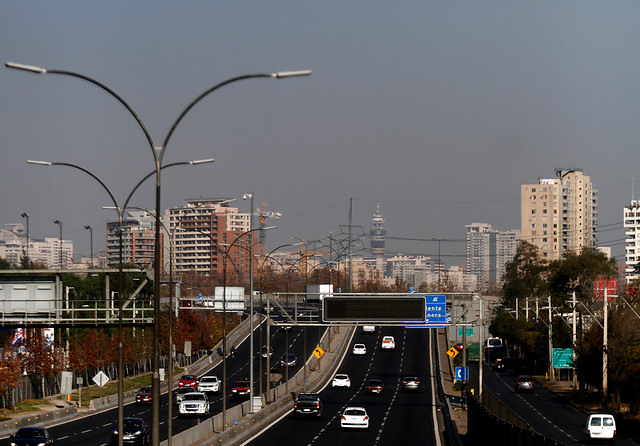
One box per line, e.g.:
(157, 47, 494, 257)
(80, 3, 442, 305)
(246, 326, 439, 446)
(0, 320, 323, 446)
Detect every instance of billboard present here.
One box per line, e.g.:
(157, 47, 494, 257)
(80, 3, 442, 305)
(594, 278, 617, 301)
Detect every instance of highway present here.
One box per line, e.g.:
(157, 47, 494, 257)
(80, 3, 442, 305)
(245, 326, 438, 446)
(480, 363, 636, 445)
(0, 319, 324, 446)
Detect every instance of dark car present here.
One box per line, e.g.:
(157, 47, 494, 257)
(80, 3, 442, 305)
(111, 417, 149, 445)
(278, 353, 298, 367)
(10, 427, 54, 446)
(175, 386, 192, 404)
(231, 380, 251, 400)
(135, 386, 152, 404)
(515, 375, 535, 393)
(178, 374, 198, 389)
(365, 379, 384, 394)
(261, 346, 273, 359)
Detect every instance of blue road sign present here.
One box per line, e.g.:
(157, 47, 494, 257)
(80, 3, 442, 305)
(455, 367, 469, 381)
(426, 294, 447, 323)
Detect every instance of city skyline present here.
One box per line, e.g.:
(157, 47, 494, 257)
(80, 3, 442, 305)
(1, 2, 638, 266)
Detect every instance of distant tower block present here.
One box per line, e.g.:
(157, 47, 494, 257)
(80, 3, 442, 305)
(370, 203, 386, 256)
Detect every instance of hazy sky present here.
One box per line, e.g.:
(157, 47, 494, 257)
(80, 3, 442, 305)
(1, 1, 639, 266)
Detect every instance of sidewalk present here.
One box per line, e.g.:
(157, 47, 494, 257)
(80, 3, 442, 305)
(437, 328, 467, 438)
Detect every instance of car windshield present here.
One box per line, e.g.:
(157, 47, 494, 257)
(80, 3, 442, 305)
(123, 419, 142, 428)
(201, 377, 217, 382)
(138, 387, 151, 393)
(344, 409, 365, 416)
(17, 428, 45, 438)
(335, 375, 348, 379)
(298, 394, 317, 401)
(235, 381, 250, 387)
(182, 375, 196, 380)
(184, 394, 205, 401)
(603, 417, 614, 426)
(177, 388, 191, 394)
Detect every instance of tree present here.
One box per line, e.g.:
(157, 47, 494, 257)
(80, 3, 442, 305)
(0, 257, 11, 269)
(501, 241, 548, 309)
(0, 342, 21, 409)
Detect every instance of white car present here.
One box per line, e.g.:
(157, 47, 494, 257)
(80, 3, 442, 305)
(584, 414, 616, 443)
(197, 375, 220, 394)
(381, 336, 395, 350)
(178, 392, 210, 417)
(352, 344, 367, 355)
(362, 325, 375, 333)
(340, 406, 369, 430)
(332, 374, 351, 388)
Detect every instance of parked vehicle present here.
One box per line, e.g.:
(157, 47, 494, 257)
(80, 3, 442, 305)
(293, 392, 323, 418)
(584, 414, 616, 443)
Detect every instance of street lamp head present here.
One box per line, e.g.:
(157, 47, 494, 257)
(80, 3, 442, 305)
(271, 70, 313, 78)
(6, 62, 47, 74)
(84, 225, 92, 230)
(27, 160, 53, 166)
(53, 219, 61, 226)
(242, 193, 253, 200)
(189, 158, 215, 165)
(21, 212, 29, 218)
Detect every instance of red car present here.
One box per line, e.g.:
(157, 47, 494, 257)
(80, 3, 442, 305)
(178, 374, 199, 389)
(231, 380, 251, 400)
(365, 379, 384, 394)
(135, 386, 152, 404)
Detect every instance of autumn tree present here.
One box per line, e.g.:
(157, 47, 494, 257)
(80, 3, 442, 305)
(0, 341, 21, 409)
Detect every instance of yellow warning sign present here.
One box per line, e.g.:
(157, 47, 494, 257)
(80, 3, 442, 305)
(447, 347, 459, 359)
(313, 347, 325, 358)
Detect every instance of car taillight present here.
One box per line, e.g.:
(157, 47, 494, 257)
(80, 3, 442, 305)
(364, 416, 368, 421)
(294, 402, 298, 408)
(341, 415, 346, 420)
(316, 402, 320, 408)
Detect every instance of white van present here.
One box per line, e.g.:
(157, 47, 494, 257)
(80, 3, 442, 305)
(584, 414, 616, 443)
(362, 325, 375, 333)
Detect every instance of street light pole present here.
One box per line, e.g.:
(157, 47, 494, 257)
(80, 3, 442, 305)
(21, 212, 29, 268)
(84, 225, 93, 268)
(243, 193, 256, 411)
(52, 219, 63, 269)
(8, 61, 311, 445)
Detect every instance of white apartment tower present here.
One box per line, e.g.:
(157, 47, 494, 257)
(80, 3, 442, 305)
(624, 200, 640, 282)
(521, 169, 597, 260)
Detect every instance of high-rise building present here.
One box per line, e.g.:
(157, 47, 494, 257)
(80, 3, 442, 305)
(521, 168, 597, 260)
(370, 203, 386, 257)
(466, 223, 497, 289)
(466, 223, 520, 290)
(624, 200, 640, 282)
(106, 210, 157, 269)
(163, 198, 255, 278)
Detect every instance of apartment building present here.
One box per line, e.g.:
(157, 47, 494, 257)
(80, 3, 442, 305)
(624, 200, 640, 282)
(466, 223, 520, 290)
(0, 225, 74, 269)
(521, 169, 597, 260)
(106, 210, 158, 269)
(163, 198, 254, 278)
